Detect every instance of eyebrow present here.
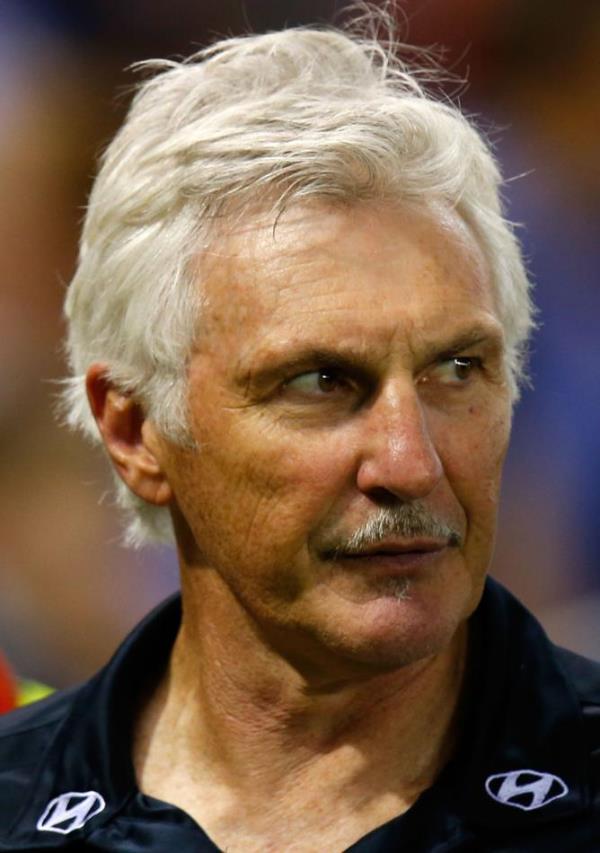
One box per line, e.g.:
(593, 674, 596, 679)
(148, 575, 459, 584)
(432, 326, 504, 360)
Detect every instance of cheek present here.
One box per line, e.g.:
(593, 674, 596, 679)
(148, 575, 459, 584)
(429, 404, 511, 597)
(176, 413, 356, 564)
(229, 429, 356, 537)
(433, 402, 511, 520)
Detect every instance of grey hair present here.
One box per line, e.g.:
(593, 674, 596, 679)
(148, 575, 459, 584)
(62, 18, 535, 547)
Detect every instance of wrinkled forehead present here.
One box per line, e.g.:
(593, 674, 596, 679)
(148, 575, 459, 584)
(194, 199, 495, 336)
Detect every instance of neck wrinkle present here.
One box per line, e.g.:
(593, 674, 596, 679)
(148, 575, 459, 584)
(136, 591, 469, 802)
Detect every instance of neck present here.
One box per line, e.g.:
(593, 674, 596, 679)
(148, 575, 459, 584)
(134, 573, 470, 812)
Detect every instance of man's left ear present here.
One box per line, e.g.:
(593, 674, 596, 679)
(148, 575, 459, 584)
(85, 364, 173, 506)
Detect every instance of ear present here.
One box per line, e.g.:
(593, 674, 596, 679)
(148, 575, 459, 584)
(85, 364, 173, 506)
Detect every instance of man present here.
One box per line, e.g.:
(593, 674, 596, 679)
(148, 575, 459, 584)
(0, 17, 598, 852)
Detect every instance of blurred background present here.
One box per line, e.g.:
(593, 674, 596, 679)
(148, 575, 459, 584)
(0, 0, 598, 689)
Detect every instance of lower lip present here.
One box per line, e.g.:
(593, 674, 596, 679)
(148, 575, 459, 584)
(336, 549, 447, 574)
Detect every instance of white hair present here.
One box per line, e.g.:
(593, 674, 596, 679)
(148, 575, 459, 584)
(62, 18, 535, 547)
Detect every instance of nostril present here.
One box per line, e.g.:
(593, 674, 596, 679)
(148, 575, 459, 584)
(362, 487, 405, 507)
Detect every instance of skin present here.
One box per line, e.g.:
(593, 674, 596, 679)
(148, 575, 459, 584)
(88, 200, 512, 851)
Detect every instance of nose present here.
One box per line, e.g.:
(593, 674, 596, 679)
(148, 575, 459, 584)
(355, 385, 443, 502)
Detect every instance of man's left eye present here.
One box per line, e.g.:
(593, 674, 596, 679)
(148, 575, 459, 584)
(430, 357, 482, 385)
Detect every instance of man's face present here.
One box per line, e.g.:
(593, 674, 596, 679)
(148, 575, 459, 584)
(157, 201, 512, 673)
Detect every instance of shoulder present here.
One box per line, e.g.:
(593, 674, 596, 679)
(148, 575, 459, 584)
(553, 645, 600, 705)
(553, 646, 600, 756)
(0, 684, 77, 743)
(553, 645, 600, 820)
(0, 687, 80, 825)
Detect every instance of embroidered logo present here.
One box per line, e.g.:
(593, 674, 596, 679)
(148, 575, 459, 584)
(485, 769, 568, 811)
(37, 791, 106, 834)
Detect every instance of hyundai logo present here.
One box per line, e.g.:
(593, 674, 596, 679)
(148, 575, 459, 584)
(37, 790, 106, 834)
(485, 769, 568, 811)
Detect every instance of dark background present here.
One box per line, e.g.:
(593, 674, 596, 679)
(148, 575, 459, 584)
(1, 0, 598, 688)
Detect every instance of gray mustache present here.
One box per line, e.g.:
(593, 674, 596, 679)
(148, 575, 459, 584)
(324, 504, 462, 558)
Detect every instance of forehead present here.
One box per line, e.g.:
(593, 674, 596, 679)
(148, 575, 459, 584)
(196, 201, 498, 355)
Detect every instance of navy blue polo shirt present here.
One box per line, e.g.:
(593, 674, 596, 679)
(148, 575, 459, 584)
(1, 578, 599, 851)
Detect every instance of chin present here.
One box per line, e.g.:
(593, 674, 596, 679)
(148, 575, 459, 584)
(313, 580, 475, 672)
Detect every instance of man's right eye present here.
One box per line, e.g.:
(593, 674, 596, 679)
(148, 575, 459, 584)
(284, 368, 351, 397)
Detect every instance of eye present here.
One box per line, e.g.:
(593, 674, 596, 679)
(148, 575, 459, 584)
(426, 356, 482, 386)
(284, 368, 351, 397)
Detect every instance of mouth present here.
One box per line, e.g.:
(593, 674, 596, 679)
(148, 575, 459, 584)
(342, 539, 449, 557)
(328, 539, 451, 573)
